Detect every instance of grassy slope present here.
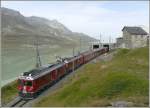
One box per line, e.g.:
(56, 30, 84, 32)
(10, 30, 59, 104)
(34, 47, 149, 107)
(1, 80, 18, 106)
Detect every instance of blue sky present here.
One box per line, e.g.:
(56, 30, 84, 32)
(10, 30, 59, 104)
(2, 1, 149, 42)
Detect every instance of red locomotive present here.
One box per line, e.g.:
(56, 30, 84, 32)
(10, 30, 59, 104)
(18, 47, 108, 99)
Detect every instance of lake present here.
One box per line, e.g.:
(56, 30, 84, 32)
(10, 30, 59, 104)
(1, 45, 89, 86)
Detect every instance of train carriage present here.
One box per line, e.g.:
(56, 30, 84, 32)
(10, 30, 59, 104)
(83, 51, 94, 63)
(78, 55, 84, 66)
(18, 63, 66, 99)
(18, 46, 109, 99)
(50, 69, 57, 81)
(65, 58, 73, 72)
(57, 64, 66, 79)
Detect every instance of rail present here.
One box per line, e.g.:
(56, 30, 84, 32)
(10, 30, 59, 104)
(7, 97, 29, 107)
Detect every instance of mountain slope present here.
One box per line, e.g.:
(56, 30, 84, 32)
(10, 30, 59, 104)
(1, 7, 96, 86)
(1, 7, 95, 48)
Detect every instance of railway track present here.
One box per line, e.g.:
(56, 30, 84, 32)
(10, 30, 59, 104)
(3, 51, 113, 107)
(9, 97, 29, 107)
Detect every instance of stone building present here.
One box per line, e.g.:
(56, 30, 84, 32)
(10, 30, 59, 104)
(122, 26, 148, 49)
(116, 37, 124, 48)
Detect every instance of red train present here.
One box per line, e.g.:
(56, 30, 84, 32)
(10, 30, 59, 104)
(18, 47, 109, 99)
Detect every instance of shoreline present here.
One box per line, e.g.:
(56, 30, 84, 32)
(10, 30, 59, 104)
(1, 77, 17, 87)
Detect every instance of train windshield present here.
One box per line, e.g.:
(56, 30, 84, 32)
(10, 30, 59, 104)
(24, 81, 32, 86)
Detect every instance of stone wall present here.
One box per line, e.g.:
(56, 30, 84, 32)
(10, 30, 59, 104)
(123, 30, 132, 49)
(131, 35, 147, 48)
(116, 38, 123, 48)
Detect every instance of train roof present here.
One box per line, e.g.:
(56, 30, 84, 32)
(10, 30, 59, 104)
(23, 64, 55, 77)
(19, 48, 105, 80)
(19, 62, 65, 80)
(19, 55, 81, 80)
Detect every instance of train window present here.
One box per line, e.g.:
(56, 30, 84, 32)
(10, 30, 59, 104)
(24, 81, 32, 86)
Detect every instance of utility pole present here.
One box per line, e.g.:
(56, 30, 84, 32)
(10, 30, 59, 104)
(109, 36, 111, 50)
(35, 36, 42, 68)
(72, 48, 75, 73)
(73, 47, 75, 57)
(80, 36, 81, 53)
(100, 33, 102, 48)
(99, 34, 101, 44)
(109, 36, 111, 44)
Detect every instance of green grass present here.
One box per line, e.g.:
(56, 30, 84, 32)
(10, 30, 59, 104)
(34, 47, 149, 107)
(97, 72, 148, 98)
(1, 80, 18, 106)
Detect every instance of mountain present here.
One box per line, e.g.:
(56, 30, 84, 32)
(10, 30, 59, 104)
(1, 7, 97, 87)
(1, 7, 95, 48)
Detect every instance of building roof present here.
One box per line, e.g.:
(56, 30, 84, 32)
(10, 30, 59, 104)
(122, 26, 148, 35)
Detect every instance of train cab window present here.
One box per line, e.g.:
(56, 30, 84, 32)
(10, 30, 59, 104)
(24, 81, 32, 86)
